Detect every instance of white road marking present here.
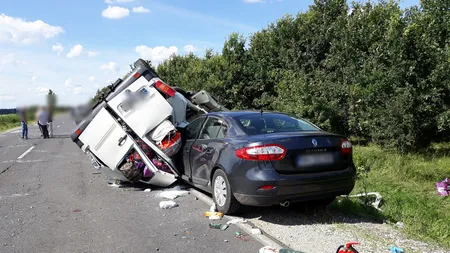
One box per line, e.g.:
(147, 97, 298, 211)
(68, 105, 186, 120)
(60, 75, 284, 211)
(8, 144, 29, 148)
(2, 159, 43, 163)
(190, 188, 284, 249)
(17, 146, 35, 159)
(0, 193, 32, 200)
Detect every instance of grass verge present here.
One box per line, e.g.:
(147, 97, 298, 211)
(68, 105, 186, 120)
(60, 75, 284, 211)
(331, 144, 450, 247)
(0, 114, 21, 132)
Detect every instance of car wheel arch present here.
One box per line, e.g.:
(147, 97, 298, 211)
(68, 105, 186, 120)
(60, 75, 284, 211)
(209, 164, 227, 187)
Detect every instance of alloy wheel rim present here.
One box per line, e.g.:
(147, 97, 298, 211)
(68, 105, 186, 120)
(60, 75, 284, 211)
(214, 175, 227, 207)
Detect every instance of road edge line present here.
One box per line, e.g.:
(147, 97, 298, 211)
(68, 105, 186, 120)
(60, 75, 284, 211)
(190, 188, 284, 249)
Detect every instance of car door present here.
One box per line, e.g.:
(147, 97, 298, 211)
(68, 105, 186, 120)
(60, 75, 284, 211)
(189, 116, 229, 186)
(182, 116, 207, 180)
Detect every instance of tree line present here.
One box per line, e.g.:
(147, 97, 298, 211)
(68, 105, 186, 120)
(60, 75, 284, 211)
(155, 0, 449, 152)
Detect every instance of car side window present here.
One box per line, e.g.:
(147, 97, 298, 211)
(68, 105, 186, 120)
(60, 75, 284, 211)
(199, 117, 227, 139)
(186, 117, 206, 140)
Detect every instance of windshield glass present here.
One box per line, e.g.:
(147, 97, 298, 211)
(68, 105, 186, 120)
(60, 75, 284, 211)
(234, 113, 320, 135)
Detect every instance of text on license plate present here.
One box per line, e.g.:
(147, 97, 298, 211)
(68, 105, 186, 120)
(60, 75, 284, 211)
(296, 153, 334, 167)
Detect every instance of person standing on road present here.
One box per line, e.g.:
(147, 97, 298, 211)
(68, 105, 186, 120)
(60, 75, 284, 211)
(19, 107, 28, 139)
(47, 106, 54, 138)
(36, 106, 50, 139)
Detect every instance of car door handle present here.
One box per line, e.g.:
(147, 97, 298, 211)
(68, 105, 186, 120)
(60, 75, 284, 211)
(118, 135, 127, 146)
(200, 144, 208, 151)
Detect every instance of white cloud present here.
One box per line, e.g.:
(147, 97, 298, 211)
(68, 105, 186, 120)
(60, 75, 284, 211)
(73, 86, 89, 95)
(52, 43, 64, 56)
(66, 44, 83, 58)
(32, 75, 37, 83)
(100, 61, 119, 73)
(64, 78, 73, 88)
(243, 0, 264, 3)
(89, 76, 96, 82)
(102, 6, 130, 19)
(184, 44, 198, 53)
(0, 14, 64, 44)
(88, 51, 99, 57)
(135, 45, 178, 65)
(0, 53, 27, 66)
(0, 94, 16, 101)
(132, 6, 150, 13)
(36, 86, 49, 94)
(105, 0, 135, 3)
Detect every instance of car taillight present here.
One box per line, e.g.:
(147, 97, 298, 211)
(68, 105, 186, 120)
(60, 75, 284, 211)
(341, 139, 352, 154)
(75, 129, 82, 135)
(258, 185, 276, 190)
(133, 72, 141, 79)
(155, 81, 176, 97)
(235, 144, 286, 161)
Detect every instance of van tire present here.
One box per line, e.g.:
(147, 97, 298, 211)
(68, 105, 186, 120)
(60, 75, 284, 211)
(212, 170, 240, 214)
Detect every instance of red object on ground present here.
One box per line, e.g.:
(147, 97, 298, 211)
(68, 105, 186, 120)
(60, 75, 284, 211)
(336, 242, 360, 253)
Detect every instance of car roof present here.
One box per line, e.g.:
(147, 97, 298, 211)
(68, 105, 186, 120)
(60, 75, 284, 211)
(205, 110, 288, 118)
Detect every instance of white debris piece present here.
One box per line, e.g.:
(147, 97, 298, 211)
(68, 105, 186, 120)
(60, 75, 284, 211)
(144, 189, 152, 192)
(259, 246, 278, 253)
(341, 192, 383, 211)
(210, 204, 217, 212)
(159, 201, 178, 209)
(226, 218, 247, 225)
(159, 190, 189, 200)
(251, 228, 263, 235)
(208, 215, 222, 220)
(396, 221, 405, 228)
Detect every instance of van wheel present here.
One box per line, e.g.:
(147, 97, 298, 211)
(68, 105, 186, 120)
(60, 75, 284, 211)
(212, 170, 240, 214)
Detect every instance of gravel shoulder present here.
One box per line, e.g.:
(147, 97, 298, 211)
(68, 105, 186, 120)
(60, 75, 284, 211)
(239, 204, 449, 253)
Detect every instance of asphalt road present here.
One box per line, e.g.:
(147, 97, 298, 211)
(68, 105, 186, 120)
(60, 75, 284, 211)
(0, 115, 263, 253)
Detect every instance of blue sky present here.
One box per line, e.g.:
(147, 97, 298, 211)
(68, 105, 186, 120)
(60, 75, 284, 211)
(0, 0, 419, 108)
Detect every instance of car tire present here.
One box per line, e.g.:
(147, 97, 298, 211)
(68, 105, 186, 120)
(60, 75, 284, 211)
(212, 170, 240, 214)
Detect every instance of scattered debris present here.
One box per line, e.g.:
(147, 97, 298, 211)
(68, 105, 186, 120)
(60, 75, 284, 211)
(436, 178, 449, 196)
(204, 211, 223, 219)
(251, 228, 262, 235)
(234, 231, 249, 241)
(92, 172, 102, 175)
(224, 239, 229, 243)
(396, 222, 405, 229)
(226, 218, 247, 225)
(72, 209, 82, 213)
(389, 246, 404, 253)
(209, 223, 229, 230)
(259, 246, 278, 253)
(340, 192, 383, 211)
(210, 204, 217, 212)
(159, 201, 178, 209)
(144, 188, 152, 192)
(158, 186, 189, 200)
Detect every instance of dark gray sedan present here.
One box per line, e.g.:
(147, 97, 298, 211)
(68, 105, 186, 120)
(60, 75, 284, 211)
(180, 111, 356, 214)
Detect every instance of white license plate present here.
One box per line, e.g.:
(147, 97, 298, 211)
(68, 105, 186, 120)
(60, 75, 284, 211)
(296, 153, 334, 167)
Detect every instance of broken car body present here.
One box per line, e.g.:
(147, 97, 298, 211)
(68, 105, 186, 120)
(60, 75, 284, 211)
(71, 58, 356, 214)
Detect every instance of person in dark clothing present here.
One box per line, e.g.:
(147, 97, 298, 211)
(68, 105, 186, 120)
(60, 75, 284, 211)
(20, 107, 28, 139)
(35, 106, 49, 139)
(48, 107, 53, 138)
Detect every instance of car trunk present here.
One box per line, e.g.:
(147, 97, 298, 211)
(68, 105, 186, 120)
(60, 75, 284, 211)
(258, 132, 351, 174)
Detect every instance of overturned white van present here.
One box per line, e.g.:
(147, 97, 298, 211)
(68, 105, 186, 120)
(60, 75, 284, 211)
(70, 59, 227, 187)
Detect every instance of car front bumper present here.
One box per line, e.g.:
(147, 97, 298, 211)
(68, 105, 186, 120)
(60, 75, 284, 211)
(230, 165, 356, 207)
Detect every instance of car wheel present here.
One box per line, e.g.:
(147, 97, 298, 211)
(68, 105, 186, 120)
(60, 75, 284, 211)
(212, 170, 240, 214)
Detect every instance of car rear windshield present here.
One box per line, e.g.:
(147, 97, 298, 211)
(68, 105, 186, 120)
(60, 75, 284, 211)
(234, 113, 320, 135)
